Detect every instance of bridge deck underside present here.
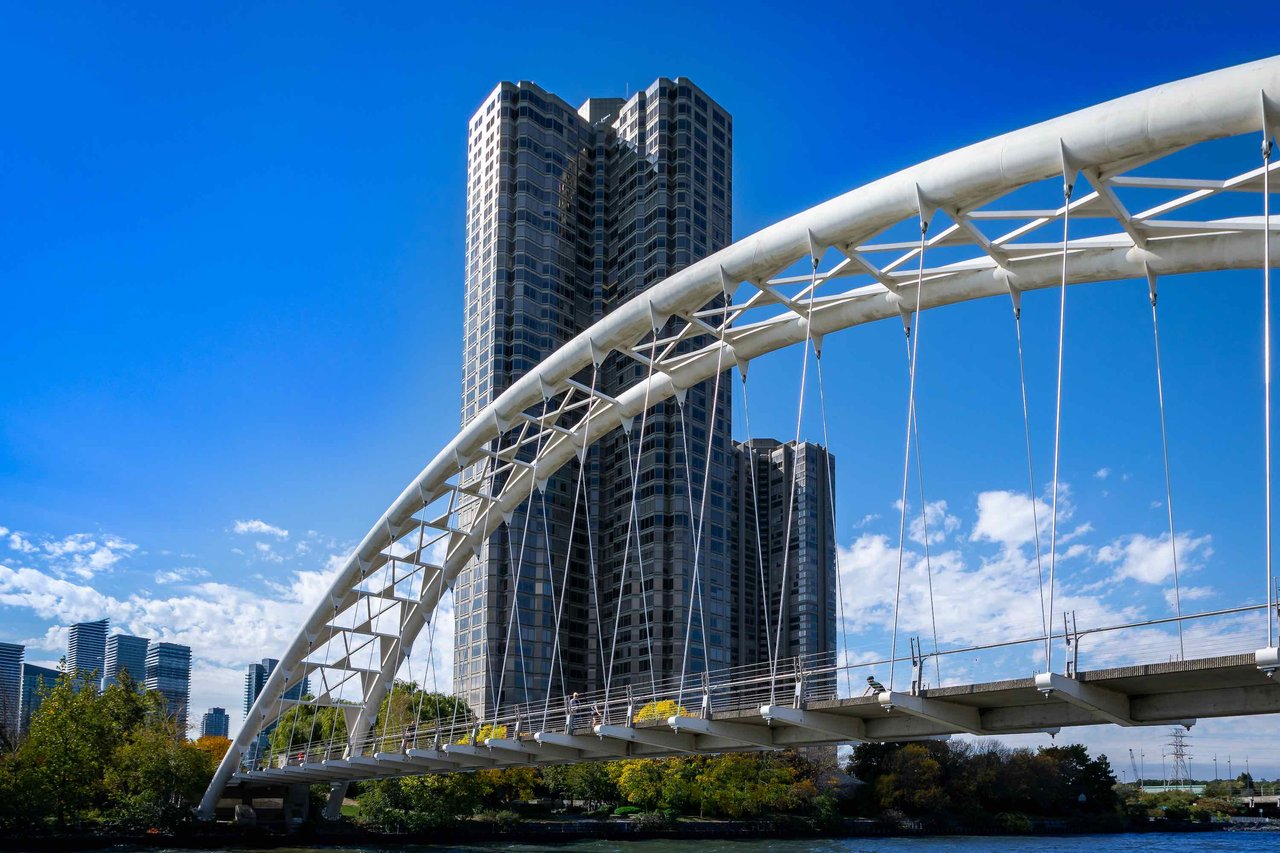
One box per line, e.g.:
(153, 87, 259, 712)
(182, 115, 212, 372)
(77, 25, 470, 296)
(233, 654, 1278, 786)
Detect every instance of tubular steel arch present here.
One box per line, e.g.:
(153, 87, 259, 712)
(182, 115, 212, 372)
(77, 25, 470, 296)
(201, 56, 1280, 817)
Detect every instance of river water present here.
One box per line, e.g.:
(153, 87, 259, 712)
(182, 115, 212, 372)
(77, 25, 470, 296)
(151, 833, 1277, 852)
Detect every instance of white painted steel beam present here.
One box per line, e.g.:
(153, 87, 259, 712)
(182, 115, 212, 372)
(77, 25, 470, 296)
(878, 691, 985, 735)
(761, 704, 869, 741)
(535, 731, 626, 756)
(595, 724, 698, 753)
(1035, 671, 1135, 726)
(667, 715, 778, 748)
(486, 737, 583, 761)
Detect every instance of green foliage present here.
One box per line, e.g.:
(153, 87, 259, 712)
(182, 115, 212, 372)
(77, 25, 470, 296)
(475, 766, 537, 808)
(487, 808, 521, 830)
(697, 753, 816, 818)
(267, 701, 347, 761)
(1140, 788, 1197, 821)
(849, 740, 1119, 822)
(541, 761, 618, 808)
(630, 811, 670, 829)
(0, 668, 215, 832)
(102, 719, 213, 830)
(606, 754, 819, 819)
(993, 811, 1034, 833)
(609, 758, 667, 810)
(613, 805, 642, 816)
(374, 682, 471, 752)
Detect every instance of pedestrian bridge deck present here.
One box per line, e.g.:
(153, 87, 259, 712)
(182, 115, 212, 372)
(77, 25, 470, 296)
(232, 653, 1279, 787)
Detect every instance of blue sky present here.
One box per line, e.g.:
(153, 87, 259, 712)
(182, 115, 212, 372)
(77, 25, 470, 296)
(2, 2, 1279, 772)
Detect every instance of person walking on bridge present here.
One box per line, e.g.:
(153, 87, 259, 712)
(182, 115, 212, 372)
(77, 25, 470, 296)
(864, 675, 886, 696)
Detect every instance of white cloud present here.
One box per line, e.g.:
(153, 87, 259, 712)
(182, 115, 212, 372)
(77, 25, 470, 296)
(969, 489, 1050, 550)
(909, 499, 960, 547)
(1095, 532, 1212, 585)
(1, 529, 136, 579)
(1165, 584, 1213, 609)
(255, 541, 285, 564)
(1095, 467, 1111, 480)
(154, 566, 209, 585)
(232, 519, 289, 539)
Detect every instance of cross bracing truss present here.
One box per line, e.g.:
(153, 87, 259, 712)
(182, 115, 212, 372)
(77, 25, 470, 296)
(202, 56, 1280, 817)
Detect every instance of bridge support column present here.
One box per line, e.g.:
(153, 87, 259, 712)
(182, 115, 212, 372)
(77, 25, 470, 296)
(323, 781, 348, 821)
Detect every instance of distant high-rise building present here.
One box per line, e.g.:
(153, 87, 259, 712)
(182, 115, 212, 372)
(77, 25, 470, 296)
(200, 707, 230, 739)
(243, 658, 309, 718)
(20, 663, 60, 735)
(242, 658, 309, 758)
(0, 643, 22, 746)
(102, 634, 149, 691)
(67, 619, 108, 688)
(144, 641, 191, 734)
(456, 77, 734, 716)
(733, 440, 838, 670)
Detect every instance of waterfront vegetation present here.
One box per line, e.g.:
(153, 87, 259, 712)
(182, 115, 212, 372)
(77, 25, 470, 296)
(0, 676, 1271, 837)
(0, 670, 228, 831)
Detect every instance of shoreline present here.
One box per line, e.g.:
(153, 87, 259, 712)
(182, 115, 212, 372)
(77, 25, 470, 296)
(0, 816, 1234, 851)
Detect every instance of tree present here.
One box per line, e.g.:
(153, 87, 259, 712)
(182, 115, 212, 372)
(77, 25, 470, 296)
(476, 766, 538, 808)
(542, 762, 618, 809)
(267, 701, 348, 761)
(695, 753, 815, 818)
(609, 759, 666, 810)
(103, 719, 214, 830)
(874, 744, 950, 816)
(193, 735, 231, 766)
(1039, 744, 1118, 813)
(19, 670, 114, 826)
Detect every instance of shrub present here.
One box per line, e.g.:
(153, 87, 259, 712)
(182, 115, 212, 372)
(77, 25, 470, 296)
(631, 811, 670, 829)
(613, 805, 642, 816)
(993, 812, 1034, 833)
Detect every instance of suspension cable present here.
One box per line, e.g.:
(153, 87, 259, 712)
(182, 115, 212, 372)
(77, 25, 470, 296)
(1148, 272, 1185, 660)
(1009, 287, 1050, 661)
(604, 323, 661, 708)
(814, 345, 851, 696)
(581, 366, 609, 689)
(492, 421, 540, 728)
(493, 513, 532, 727)
(889, 219, 929, 693)
(304, 624, 332, 759)
(416, 487, 458, 741)
(1046, 169, 1075, 673)
(740, 370, 774, 667)
(536, 449, 565, 730)
(906, 334, 942, 686)
(677, 286, 730, 711)
(1265, 126, 1275, 650)
(415, 549, 449, 742)
(542, 385, 590, 731)
(768, 254, 819, 704)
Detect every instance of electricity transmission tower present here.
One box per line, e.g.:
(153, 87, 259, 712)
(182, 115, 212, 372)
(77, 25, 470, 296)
(1167, 728, 1192, 789)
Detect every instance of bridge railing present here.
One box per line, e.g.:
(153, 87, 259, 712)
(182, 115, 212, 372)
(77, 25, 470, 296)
(237, 602, 1272, 775)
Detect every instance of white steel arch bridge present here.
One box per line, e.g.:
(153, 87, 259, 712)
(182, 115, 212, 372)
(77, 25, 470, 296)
(202, 56, 1280, 820)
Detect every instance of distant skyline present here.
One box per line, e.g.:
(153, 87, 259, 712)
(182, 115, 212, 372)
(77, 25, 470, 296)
(2, 2, 1280, 771)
